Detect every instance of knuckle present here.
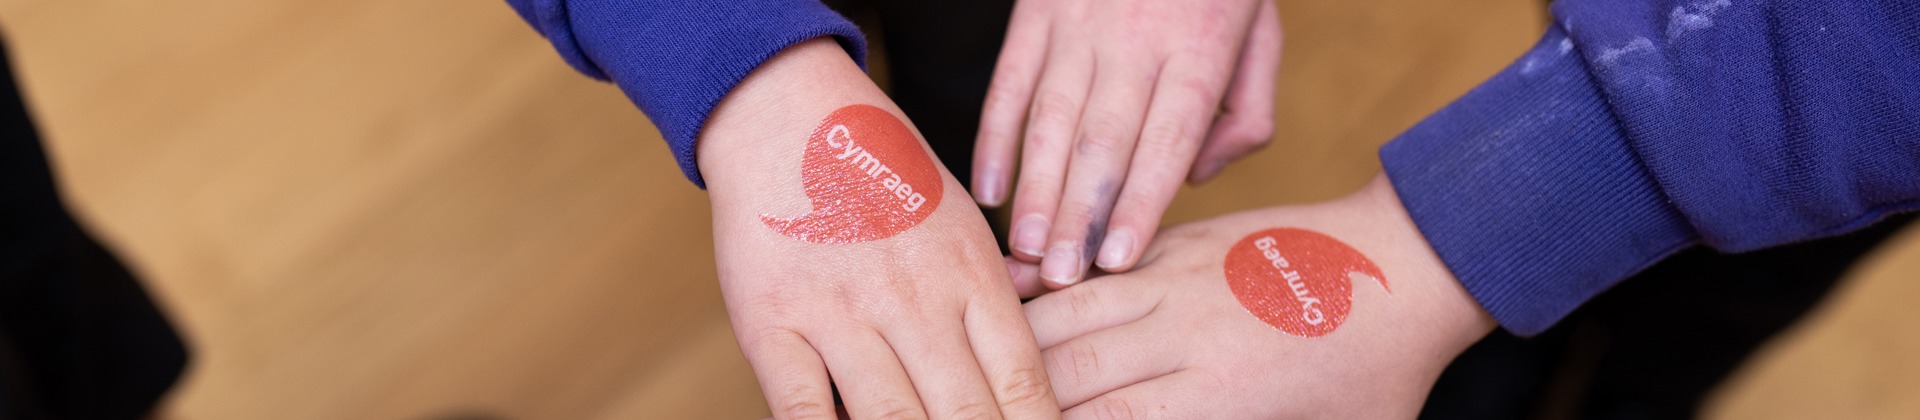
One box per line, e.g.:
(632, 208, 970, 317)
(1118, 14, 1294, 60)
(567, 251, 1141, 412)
(870, 399, 928, 420)
(987, 69, 1029, 104)
(1176, 76, 1220, 101)
(772, 387, 835, 420)
(984, 83, 1031, 124)
(1089, 396, 1140, 420)
(1138, 122, 1190, 153)
(1074, 116, 1130, 157)
(994, 367, 1055, 409)
(1057, 341, 1102, 385)
(945, 401, 1000, 420)
(741, 325, 790, 348)
(739, 281, 804, 321)
(1029, 91, 1081, 133)
(991, 57, 1039, 85)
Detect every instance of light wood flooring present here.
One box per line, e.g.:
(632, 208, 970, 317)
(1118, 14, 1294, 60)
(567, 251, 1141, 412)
(0, 0, 1914, 418)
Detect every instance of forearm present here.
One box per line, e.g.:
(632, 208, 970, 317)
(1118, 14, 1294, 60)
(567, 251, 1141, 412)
(1384, 1, 1920, 336)
(1379, 24, 1697, 336)
(1552, 0, 1920, 252)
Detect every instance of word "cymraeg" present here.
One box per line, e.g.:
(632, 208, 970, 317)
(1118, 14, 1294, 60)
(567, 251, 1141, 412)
(762, 104, 942, 244)
(824, 124, 928, 212)
(1223, 227, 1389, 337)
(1254, 235, 1326, 325)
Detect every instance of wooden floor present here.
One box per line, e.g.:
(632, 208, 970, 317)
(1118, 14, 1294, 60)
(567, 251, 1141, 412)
(0, 0, 1914, 418)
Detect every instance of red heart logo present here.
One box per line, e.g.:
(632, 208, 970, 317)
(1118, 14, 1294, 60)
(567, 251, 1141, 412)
(762, 105, 943, 244)
(1224, 228, 1389, 337)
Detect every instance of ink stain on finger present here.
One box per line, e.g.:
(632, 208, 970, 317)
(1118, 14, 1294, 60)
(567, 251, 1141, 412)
(1223, 228, 1389, 337)
(1082, 220, 1107, 264)
(761, 105, 943, 243)
(1080, 178, 1119, 263)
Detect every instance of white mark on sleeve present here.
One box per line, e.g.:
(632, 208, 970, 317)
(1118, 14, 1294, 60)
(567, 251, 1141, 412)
(1521, 36, 1575, 76)
(1598, 37, 1655, 65)
(1668, 0, 1732, 39)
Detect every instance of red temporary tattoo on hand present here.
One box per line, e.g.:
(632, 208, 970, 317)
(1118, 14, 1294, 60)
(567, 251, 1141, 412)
(762, 104, 943, 243)
(1224, 228, 1389, 337)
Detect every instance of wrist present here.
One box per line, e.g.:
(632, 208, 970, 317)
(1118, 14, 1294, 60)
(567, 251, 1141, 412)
(699, 38, 880, 196)
(697, 38, 987, 253)
(1353, 174, 1496, 361)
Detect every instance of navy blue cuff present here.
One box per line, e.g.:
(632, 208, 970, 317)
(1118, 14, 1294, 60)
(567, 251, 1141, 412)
(1379, 27, 1698, 335)
(508, 0, 869, 187)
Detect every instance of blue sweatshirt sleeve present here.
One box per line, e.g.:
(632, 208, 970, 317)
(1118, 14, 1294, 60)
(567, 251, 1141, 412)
(504, 0, 868, 187)
(1381, 0, 1920, 335)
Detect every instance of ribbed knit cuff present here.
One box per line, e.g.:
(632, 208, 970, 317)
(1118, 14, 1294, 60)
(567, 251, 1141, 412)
(1378, 26, 1699, 335)
(509, 0, 868, 187)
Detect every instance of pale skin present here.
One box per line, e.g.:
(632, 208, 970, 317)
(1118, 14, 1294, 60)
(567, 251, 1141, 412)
(701, 39, 1059, 419)
(1010, 174, 1496, 418)
(975, 0, 1285, 288)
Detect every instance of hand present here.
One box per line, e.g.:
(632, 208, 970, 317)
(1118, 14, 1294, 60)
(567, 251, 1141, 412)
(702, 39, 1058, 419)
(973, 0, 1285, 288)
(1012, 174, 1494, 418)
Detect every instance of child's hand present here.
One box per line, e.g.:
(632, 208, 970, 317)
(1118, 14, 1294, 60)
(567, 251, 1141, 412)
(703, 39, 1059, 419)
(974, 0, 1284, 287)
(1013, 174, 1495, 418)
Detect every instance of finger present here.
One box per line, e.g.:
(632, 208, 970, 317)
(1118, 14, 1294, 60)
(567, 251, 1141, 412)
(1036, 56, 1158, 287)
(1023, 273, 1166, 349)
(972, 0, 1053, 208)
(964, 285, 1064, 418)
(1007, 256, 1051, 299)
(739, 329, 837, 420)
(815, 329, 929, 419)
(883, 317, 1005, 419)
(1062, 369, 1216, 420)
(1007, 41, 1095, 261)
(1188, 0, 1282, 184)
(1013, 256, 1116, 299)
(1090, 59, 1227, 273)
(1041, 317, 1185, 407)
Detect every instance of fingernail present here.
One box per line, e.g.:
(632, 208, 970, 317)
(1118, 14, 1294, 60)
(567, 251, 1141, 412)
(1012, 215, 1049, 258)
(1095, 228, 1133, 270)
(973, 170, 1003, 207)
(1040, 243, 1082, 286)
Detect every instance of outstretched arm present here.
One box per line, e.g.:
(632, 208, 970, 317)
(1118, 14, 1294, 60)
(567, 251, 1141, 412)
(1016, 174, 1494, 418)
(702, 38, 1058, 419)
(503, 0, 1062, 416)
(1383, 0, 1920, 335)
